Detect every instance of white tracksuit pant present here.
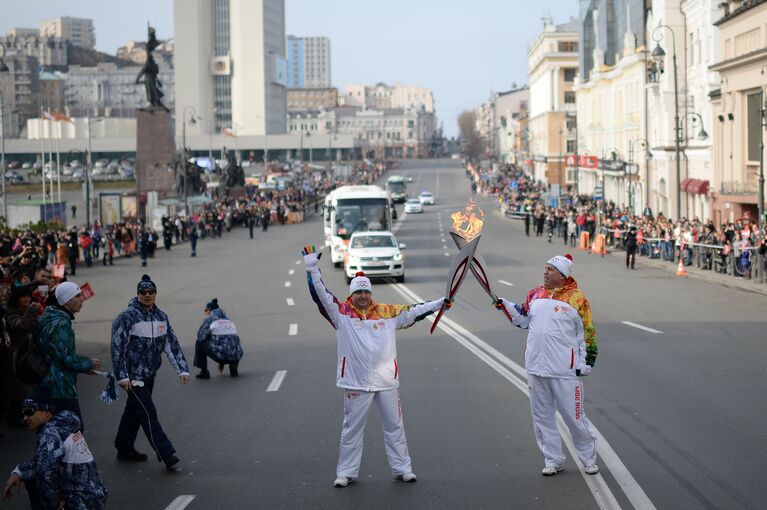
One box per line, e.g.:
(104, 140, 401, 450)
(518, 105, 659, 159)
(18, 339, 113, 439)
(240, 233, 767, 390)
(528, 374, 598, 468)
(336, 388, 412, 478)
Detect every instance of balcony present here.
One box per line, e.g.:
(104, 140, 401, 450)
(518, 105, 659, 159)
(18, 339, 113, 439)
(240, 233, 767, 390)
(720, 180, 759, 195)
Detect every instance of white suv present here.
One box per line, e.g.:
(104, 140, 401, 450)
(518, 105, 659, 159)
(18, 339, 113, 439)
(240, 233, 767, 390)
(344, 231, 405, 283)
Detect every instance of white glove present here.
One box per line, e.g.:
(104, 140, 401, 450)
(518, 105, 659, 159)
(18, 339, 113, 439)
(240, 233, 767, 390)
(301, 245, 322, 268)
(575, 364, 592, 377)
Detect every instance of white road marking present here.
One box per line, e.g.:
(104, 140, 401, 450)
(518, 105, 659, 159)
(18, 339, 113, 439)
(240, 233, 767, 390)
(390, 282, 656, 510)
(498, 280, 515, 287)
(284, 281, 291, 288)
(286, 298, 295, 306)
(289, 269, 295, 275)
(266, 370, 287, 392)
(289, 323, 298, 335)
(164, 495, 196, 510)
(444, 252, 450, 257)
(622, 321, 663, 334)
(295, 260, 301, 265)
(391, 212, 408, 234)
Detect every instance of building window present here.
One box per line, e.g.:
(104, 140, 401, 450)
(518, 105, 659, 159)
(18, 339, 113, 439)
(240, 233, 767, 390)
(566, 140, 576, 152)
(564, 68, 576, 82)
(558, 41, 578, 52)
(747, 92, 762, 162)
(564, 91, 576, 104)
(566, 117, 576, 130)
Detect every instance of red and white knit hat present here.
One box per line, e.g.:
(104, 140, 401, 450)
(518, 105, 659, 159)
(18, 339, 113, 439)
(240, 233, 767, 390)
(547, 254, 574, 278)
(349, 272, 372, 295)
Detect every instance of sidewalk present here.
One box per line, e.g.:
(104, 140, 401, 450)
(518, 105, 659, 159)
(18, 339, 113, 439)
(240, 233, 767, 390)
(492, 207, 767, 297)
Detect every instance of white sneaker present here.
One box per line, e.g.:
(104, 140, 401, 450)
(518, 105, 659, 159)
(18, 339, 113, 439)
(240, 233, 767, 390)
(333, 476, 353, 487)
(584, 465, 599, 475)
(396, 472, 417, 482)
(541, 466, 564, 476)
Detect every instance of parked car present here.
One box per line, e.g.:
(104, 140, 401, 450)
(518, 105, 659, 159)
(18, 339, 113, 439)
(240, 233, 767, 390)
(71, 169, 85, 180)
(21, 162, 33, 170)
(418, 191, 434, 205)
(7, 161, 21, 169)
(404, 198, 423, 214)
(118, 167, 135, 179)
(344, 231, 406, 283)
(4, 170, 23, 183)
(69, 160, 82, 168)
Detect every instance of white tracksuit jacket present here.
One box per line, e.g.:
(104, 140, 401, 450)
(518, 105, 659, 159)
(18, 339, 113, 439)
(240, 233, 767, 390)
(498, 278, 598, 378)
(306, 266, 442, 391)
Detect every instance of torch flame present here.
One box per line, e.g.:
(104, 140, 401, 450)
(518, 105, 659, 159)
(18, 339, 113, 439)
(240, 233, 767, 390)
(450, 198, 484, 241)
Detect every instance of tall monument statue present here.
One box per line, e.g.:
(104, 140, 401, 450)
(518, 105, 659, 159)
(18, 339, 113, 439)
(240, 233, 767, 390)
(135, 26, 169, 112)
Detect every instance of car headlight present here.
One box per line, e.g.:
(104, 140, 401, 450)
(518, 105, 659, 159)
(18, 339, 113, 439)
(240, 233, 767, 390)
(393, 252, 403, 261)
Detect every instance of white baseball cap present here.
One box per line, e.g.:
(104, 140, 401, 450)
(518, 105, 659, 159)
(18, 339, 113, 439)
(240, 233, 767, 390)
(55, 282, 82, 305)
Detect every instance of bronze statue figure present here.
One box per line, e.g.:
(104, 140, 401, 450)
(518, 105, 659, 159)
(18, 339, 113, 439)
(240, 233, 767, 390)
(136, 25, 169, 111)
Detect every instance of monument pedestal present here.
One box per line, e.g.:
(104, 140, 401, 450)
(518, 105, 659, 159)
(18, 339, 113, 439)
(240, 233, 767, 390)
(136, 108, 175, 196)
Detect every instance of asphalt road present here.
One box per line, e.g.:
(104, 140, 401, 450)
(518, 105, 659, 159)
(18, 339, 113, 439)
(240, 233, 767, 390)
(1, 159, 765, 510)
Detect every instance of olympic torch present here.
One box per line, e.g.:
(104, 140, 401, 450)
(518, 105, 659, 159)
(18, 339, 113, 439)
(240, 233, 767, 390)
(430, 198, 484, 334)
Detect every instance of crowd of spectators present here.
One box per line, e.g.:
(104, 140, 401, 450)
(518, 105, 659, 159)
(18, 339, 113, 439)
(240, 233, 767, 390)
(467, 161, 767, 280)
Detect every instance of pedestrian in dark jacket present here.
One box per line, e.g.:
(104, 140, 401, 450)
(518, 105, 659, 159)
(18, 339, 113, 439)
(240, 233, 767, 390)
(625, 226, 638, 270)
(65, 231, 78, 276)
(188, 222, 198, 257)
(3, 391, 108, 510)
(39, 282, 101, 427)
(194, 299, 244, 379)
(5, 284, 42, 427)
(110, 274, 189, 470)
(248, 212, 255, 239)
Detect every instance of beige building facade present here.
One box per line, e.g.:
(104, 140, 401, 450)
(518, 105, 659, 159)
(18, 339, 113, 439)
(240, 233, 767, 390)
(575, 25, 647, 212)
(528, 18, 579, 186)
(709, 0, 767, 225)
(40, 17, 95, 50)
(287, 88, 338, 112)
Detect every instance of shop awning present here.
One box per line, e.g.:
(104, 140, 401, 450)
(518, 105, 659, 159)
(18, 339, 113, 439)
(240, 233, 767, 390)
(687, 179, 710, 195)
(680, 178, 692, 192)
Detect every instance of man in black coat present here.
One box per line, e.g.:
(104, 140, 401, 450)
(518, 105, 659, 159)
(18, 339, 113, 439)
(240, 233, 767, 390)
(625, 226, 638, 270)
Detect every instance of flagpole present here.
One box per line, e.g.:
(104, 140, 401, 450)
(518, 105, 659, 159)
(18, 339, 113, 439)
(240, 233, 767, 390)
(56, 118, 61, 203)
(39, 108, 46, 209)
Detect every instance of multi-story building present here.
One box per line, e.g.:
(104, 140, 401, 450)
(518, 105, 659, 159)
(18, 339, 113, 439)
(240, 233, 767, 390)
(287, 87, 338, 112)
(710, 0, 767, 224)
(288, 105, 435, 159)
(116, 39, 174, 68)
(341, 82, 435, 112)
(0, 54, 40, 137)
(65, 63, 175, 117)
(646, 0, 692, 220)
(287, 36, 331, 88)
(40, 16, 95, 50)
(5, 28, 40, 38)
(494, 87, 530, 164)
(174, 0, 288, 139)
(0, 33, 67, 69)
(528, 17, 579, 186)
(575, 2, 647, 211)
(677, 0, 720, 222)
(39, 71, 66, 112)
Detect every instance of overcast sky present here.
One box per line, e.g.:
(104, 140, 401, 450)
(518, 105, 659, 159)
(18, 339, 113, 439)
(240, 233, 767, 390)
(2, 0, 578, 137)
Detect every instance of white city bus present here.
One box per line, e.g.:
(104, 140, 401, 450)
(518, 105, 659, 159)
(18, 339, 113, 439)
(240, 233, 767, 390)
(323, 185, 392, 266)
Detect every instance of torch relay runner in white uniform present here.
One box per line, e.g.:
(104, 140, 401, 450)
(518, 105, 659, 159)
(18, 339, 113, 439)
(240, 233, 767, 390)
(302, 244, 448, 488)
(494, 254, 600, 476)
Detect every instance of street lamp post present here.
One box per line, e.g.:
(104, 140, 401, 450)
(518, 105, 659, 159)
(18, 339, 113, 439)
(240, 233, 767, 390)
(181, 106, 197, 214)
(86, 117, 94, 226)
(759, 90, 766, 235)
(627, 138, 649, 215)
(652, 25, 683, 220)
(0, 96, 7, 223)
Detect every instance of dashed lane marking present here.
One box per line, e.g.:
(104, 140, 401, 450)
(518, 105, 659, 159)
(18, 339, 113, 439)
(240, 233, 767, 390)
(498, 280, 514, 287)
(622, 321, 663, 334)
(289, 323, 298, 335)
(286, 298, 295, 306)
(164, 495, 195, 510)
(284, 281, 291, 288)
(266, 370, 287, 392)
(289, 269, 295, 275)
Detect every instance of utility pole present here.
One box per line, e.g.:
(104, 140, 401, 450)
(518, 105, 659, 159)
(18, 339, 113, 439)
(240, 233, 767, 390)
(86, 117, 93, 227)
(0, 97, 6, 223)
(759, 90, 766, 235)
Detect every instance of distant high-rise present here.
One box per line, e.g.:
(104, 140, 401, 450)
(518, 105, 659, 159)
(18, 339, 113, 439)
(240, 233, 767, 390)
(578, 0, 644, 80)
(287, 36, 331, 88)
(174, 0, 288, 137)
(40, 16, 95, 49)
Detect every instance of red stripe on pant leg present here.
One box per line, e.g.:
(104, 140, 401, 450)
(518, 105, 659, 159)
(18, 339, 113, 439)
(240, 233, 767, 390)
(341, 357, 346, 378)
(570, 349, 574, 369)
(394, 359, 398, 379)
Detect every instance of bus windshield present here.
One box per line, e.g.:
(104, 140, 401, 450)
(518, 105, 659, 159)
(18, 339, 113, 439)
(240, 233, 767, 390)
(387, 181, 406, 194)
(335, 198, 390, 239)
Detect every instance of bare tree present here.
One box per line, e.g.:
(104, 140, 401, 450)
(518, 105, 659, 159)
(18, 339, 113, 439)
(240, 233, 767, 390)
(457, 110, 482, 161)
